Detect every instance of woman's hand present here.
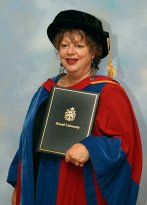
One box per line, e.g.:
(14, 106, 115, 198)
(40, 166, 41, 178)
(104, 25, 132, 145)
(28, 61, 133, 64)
(65, 143, 89, 167)
(11, 188, 16, 205)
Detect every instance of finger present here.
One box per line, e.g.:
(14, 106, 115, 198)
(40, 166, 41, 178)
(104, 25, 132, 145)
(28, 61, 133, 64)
(73, 161, 84, 167)
(74, 161, 79, 166)
(65, 150, 71, 162)
(79, 163, 84, 167)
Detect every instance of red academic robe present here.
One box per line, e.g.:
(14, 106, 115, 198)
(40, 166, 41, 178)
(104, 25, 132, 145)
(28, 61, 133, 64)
(7, 75, 142, 205)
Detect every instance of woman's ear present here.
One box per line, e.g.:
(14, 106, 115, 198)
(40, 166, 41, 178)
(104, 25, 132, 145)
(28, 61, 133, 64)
(91, 52, 96, 60)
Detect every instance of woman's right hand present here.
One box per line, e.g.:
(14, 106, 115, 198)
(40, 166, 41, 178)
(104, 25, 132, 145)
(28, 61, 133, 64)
(11, 188, 16, 205)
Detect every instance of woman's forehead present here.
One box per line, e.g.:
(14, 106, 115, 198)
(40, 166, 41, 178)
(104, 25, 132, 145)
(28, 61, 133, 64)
(62, 31, 86, 43)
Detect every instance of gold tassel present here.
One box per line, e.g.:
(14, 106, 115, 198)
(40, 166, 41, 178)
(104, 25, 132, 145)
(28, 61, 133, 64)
(107, 37, 116, 78)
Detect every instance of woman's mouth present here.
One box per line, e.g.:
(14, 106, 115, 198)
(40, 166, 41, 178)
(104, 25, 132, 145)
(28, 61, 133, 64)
(66, 58, 78, 65)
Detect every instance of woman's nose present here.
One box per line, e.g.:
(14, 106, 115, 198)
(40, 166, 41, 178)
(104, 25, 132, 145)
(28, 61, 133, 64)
(67, 46, 75, 54)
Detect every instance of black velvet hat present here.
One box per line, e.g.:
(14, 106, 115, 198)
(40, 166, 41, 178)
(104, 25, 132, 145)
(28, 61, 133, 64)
(47, 10, 109, 59)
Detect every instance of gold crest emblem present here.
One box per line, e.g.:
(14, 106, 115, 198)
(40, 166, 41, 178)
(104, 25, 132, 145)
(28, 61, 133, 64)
(64, 107, 76, 122)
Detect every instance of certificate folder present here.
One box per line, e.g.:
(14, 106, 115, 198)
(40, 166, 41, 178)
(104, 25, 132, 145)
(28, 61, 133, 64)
(38, 86, 99, 156)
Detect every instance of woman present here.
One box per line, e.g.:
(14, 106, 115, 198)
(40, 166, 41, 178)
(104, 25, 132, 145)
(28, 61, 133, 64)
(7, 10, 142, 205)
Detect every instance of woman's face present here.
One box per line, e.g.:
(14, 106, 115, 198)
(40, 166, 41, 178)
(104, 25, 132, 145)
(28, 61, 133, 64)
(59, 33, 95, 77)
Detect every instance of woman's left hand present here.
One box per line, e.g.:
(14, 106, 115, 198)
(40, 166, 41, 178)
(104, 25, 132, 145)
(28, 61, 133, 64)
(65, 143, 89, 167)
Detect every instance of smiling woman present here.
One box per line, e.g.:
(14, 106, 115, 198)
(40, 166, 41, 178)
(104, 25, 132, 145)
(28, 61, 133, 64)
(57, 31, 96, 86)
(54, 29, 104, 87)
(7, 9, 142, 205)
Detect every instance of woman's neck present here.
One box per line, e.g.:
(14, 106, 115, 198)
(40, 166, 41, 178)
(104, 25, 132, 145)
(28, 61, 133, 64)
(58, 70, 91, 87)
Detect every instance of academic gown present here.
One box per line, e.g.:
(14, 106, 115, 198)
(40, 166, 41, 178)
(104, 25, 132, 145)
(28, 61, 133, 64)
(7, 75, 142, 205)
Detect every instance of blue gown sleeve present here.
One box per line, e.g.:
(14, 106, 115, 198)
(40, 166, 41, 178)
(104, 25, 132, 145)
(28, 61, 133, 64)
(7, 86, 50, 188)
(7, 150, 19, 187)
(81, 83, 141, 205)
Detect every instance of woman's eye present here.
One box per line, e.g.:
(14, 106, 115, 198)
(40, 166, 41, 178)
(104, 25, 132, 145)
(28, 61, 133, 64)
(76, 44, 84, 48)
(60, 44, 68, 48)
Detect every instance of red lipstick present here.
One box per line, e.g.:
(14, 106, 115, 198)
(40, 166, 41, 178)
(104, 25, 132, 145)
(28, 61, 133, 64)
(66, 58, 78, 65)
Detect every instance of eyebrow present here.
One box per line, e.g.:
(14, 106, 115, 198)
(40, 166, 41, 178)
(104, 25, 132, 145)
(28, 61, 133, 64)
(61, 39, 85, 44)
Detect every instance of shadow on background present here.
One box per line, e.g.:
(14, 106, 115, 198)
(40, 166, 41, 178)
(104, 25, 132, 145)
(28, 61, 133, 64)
(100, 19, 147, 205)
